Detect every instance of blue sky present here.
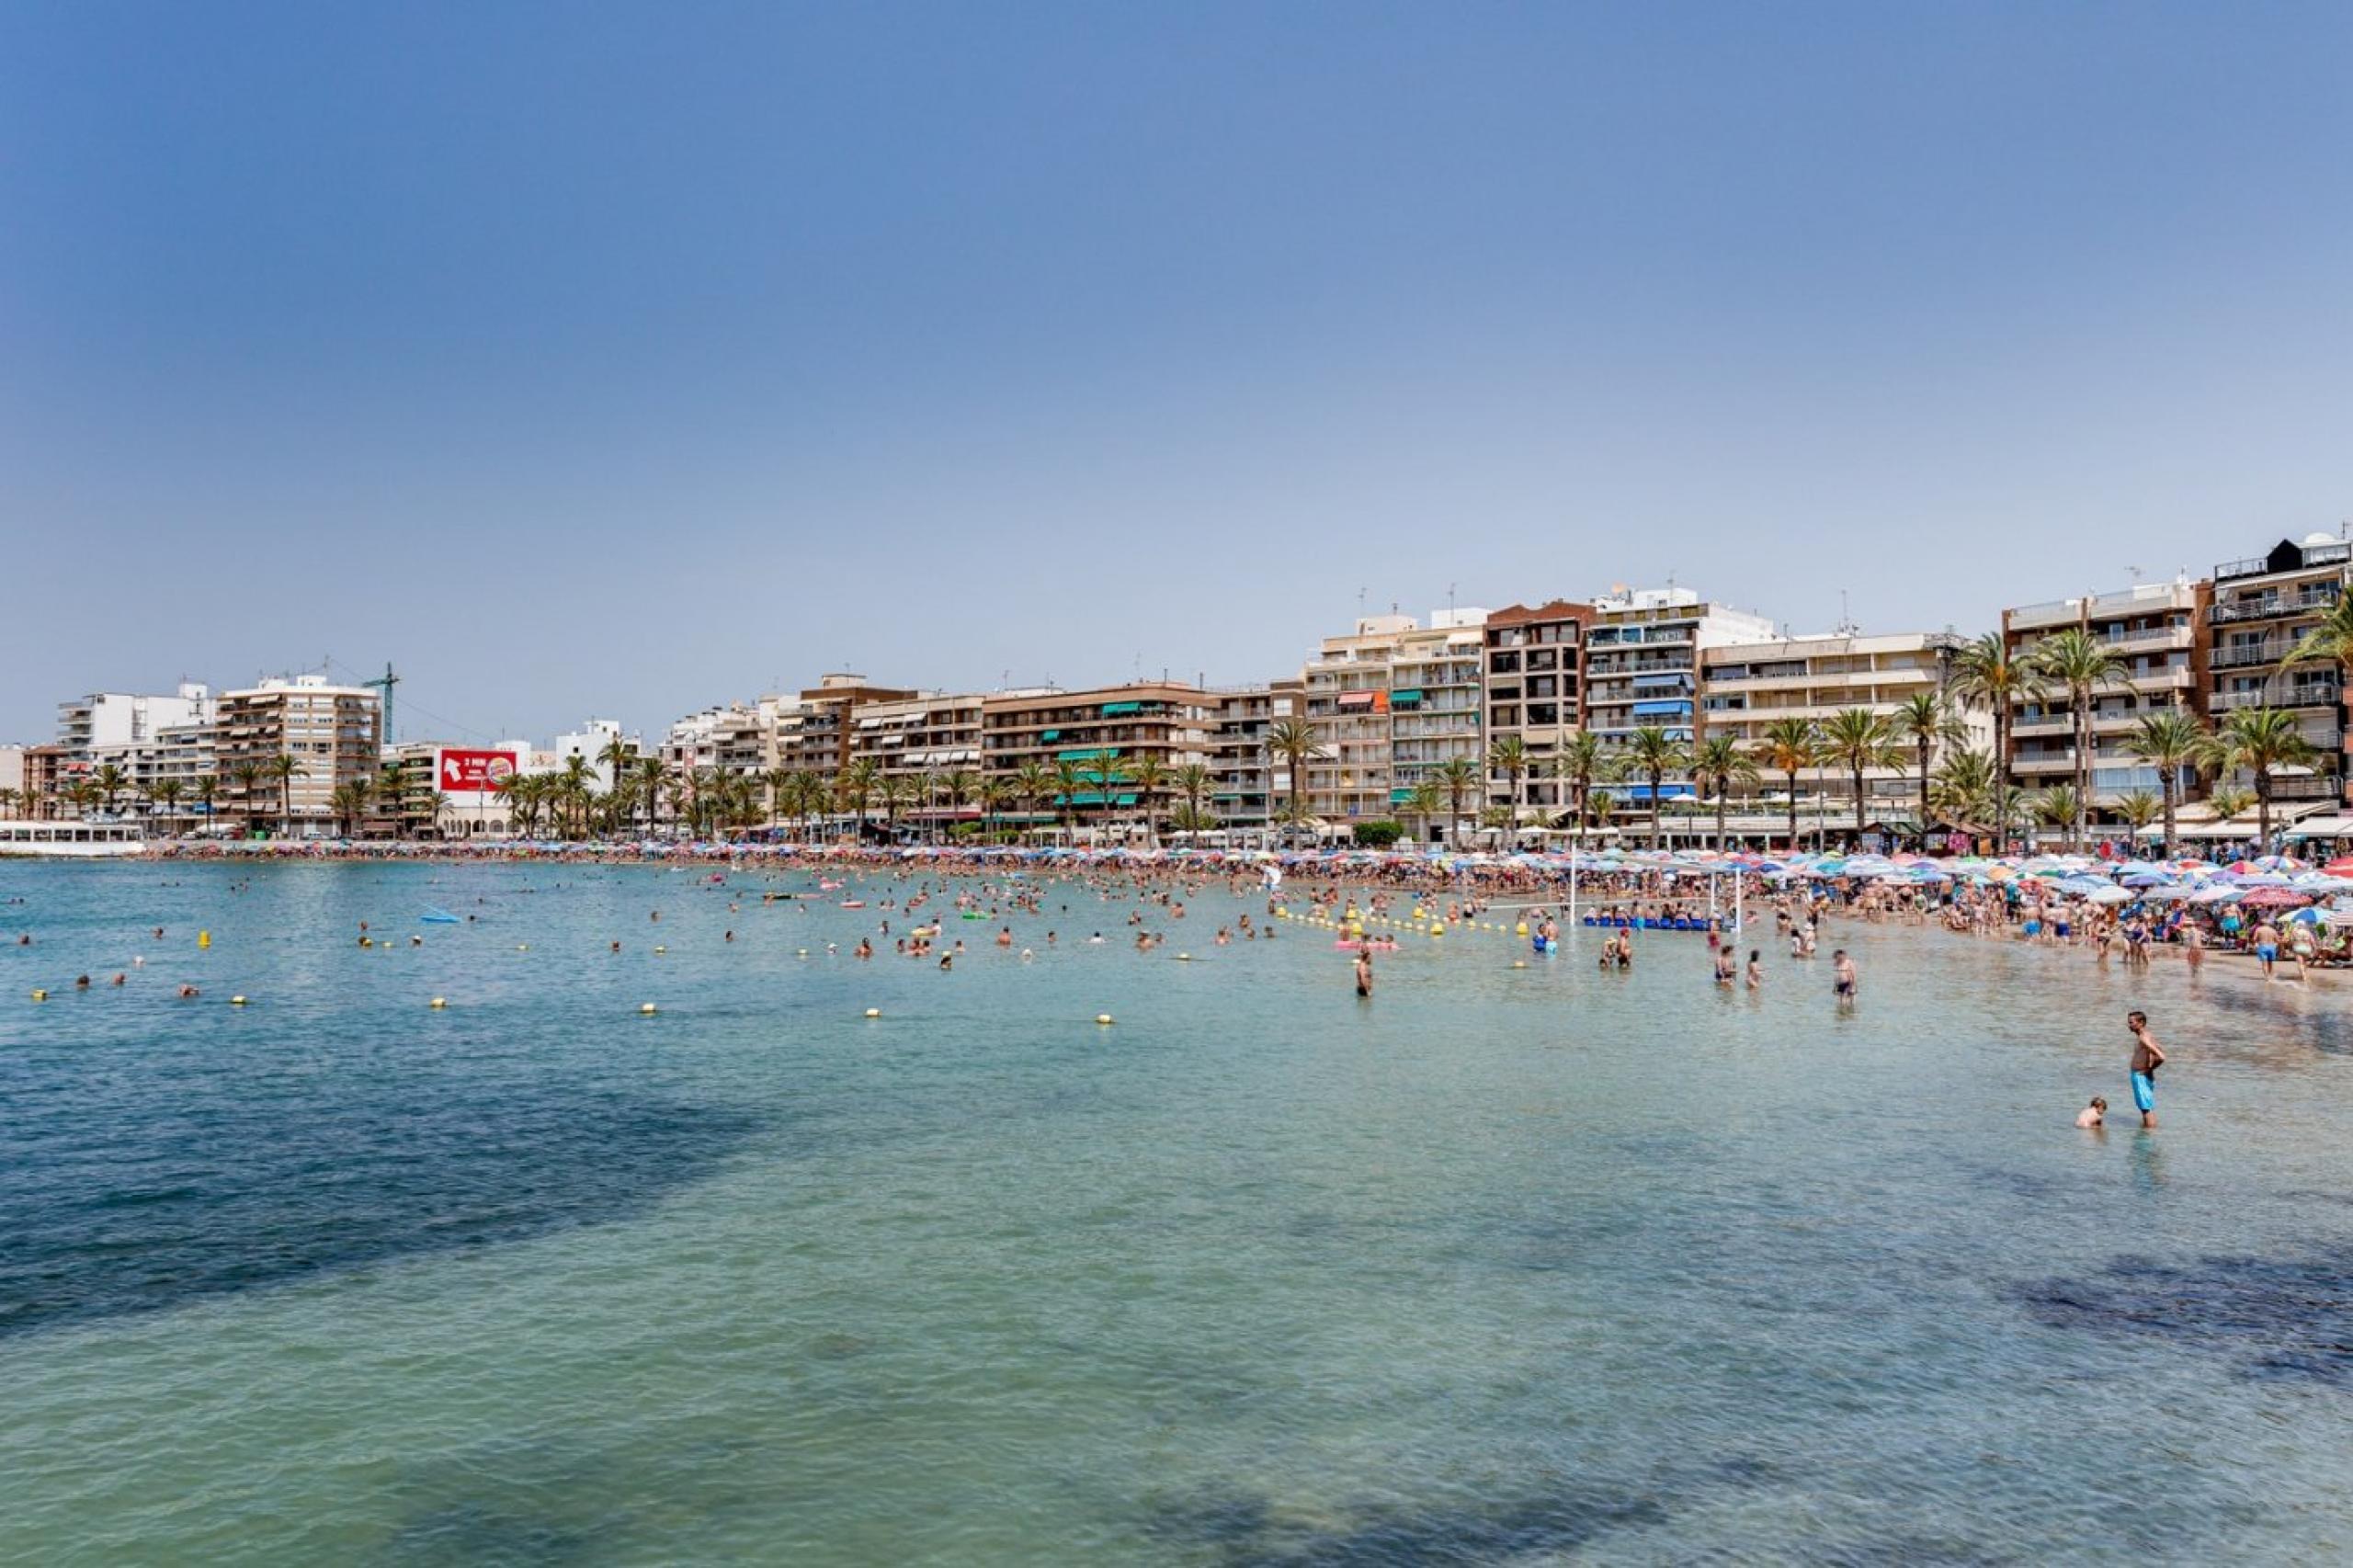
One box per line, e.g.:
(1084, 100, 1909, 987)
(4, 2, 2349, 744)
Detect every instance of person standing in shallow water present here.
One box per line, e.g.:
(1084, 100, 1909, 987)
(2128, 1010, 2165, 1130)
(1354, 947, 1373, 999)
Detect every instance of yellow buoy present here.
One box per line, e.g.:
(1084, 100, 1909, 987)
(198, 930, 211, 949)
(29, 989, 47, 1001)
(429, 997, 448, 1009)
(1431, 924, 1445, 937)
(1176, 953, 1191, 961)
(517, 944, 529, 951)
(1512, 960, 1528, 969)
(654, 945, 667, 955)
(1096, 1014, 1115, 1026)
(640, 1003, 658, 1015)
(864, 1007, 881, 1018)
(1516, 922, 1529, 937)
(230, 995, 248, 1006)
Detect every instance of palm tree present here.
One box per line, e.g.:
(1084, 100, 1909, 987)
(2033, 786, 2081, 844)
(1124, 755, 1169, 847)
(0, 787, 17, 821)
(1435, 756, 1482, 848)
(1753, 718, 1821, 853)
(262, 752, 310, 836)
(1264, 718, 1324, 841)
(1950, 632, 2046, 853)
(2112, 788, 2164, 847)
(1818, 709, 1896, 846)
(877, 774, 915, 841)
(976, 776, 1010, 840)
(1171, 763, 1213, 836)
(1928, 747, 2000, 836)
(1010, 760, 1055, 840)
(92, 763, 131, 817)
(1585, 788, 1619, 834)
(1404, 779, 1446, 846)
(836, 757, 881, 843)
(2281, 590, 2353, 693)
(1548, 733, 1607, 835)
(763, 767, 793, 830)
(329, 777, 374, 838)
(1049, 758, 1090, 837)
(1621, 725, 1689, 850)
(2028, 628, 2130, 851)
(597, 735, 637, 798)
(635, 756, 671, 839)
(558, 755, 597, 838)
(150, 777, 185, 835)
(2125, 708, 2206, 859)
(1892, 691, 1964, 850)
(2206, 782, 2256, 833)
(1486, 734, 1531, 845)
(1689, 734, 1757, 851)
(2199, 706, 2319, 848)
(190, 773, 220, 835)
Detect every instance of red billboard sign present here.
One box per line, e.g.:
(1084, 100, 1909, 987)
(439, 748, 519, 793)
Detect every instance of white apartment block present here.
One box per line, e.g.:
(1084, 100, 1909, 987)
(1701, 630, 1974, 820)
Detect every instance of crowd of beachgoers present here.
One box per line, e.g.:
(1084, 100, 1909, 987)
(102, 836, 2353, 971)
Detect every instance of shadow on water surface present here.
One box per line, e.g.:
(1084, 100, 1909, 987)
(2018, 1249, 2353, 1384)
(0, 1078, 763, 1338)
(1145, 1458, 1781, 1566)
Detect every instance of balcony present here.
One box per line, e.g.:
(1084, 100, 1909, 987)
(2211, 588, 2342, 625)
(2210, 684, 2341, 712)
(2212, 641, 2298, 670)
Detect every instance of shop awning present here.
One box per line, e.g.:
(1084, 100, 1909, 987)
(1390, 688, 1425, 705)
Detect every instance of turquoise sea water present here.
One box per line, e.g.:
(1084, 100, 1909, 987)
(2, 860, 2350, 1564)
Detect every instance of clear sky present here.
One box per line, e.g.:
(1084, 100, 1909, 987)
(5, 1, 2349, 745)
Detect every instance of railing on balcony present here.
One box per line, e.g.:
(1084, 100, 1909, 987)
(2209, 684, 2342, 712)
(2215, 542, 2350, 582)
(2211, 587, 2343, 624)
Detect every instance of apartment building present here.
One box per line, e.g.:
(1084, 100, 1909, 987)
(56, 683, 212, 763)
(781, 674, 917, 781)
(1483, 600, 1590, 816)
(554, 718, 640, 790)
(1298, 615, 1411, 825)
(380, 741, 531, 837)
(850, 691, 987, 825)
(1582, 588, 1776, 802)
(1386, 612, 1488, 834)
(2205, 535, 2349, 805)
(1702, 630, 1973, 826)
(981, 682, 1214, 831)
(2002, 578, 2210, 812)
(213, 675, 383, 836)
(1205, 682, 1291, 830)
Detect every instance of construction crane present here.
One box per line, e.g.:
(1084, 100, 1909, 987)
(361, 663, 401, 748)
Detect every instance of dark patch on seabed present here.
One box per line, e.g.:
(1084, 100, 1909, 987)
(2018, 1250, 2353, 1383)
(0, 1082, 763, 1338)
(1146, 1457, 1779, 1565)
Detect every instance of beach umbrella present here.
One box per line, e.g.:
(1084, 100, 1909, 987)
(2237, 885, 2313, 908)
(2086, 885, 2133, 904)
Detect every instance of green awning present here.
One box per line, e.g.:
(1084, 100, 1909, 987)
(1100, 701, 1142, 716)
(1040, 730, 1060, 742)
(1057, 746, 1120, 761)
(1056, 791, 1140, 806)
(1390, 788, 1416, 803)
(1390, 688, 1425, 705)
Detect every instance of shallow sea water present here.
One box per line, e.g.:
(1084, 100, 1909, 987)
(2, 860, 2350, 1564)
